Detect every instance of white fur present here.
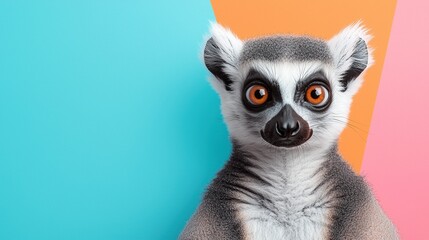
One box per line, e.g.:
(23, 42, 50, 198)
(328, 21, 374, 96)
(226, 61, 347, 239)
(236, 148, 335, 239)
(218, 60, 353, 158)
(205, 23, 372, 157)
(206, 22, 243, 94)
(204, 23, 373, 240)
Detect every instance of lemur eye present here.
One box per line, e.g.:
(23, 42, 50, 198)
(246, 84, 269, 106)
(305, 84, 329, 107)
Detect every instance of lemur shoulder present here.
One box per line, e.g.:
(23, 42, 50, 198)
(180, 23, 398, 240)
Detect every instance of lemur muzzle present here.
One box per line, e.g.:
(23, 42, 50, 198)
(261, 104, 312, 148)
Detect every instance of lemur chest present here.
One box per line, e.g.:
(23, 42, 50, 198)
(236, 180, 334, 240)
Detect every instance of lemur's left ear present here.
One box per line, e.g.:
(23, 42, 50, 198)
(204, 23, 243, 92)
(328, 22, 373, 94)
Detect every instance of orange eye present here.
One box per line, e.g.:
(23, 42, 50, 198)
(305, 84, 329, 107)
(246, 84, 269, 106)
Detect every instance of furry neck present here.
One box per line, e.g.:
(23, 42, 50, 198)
(231, 139, 335, 176)
(222, 140, 339, 226)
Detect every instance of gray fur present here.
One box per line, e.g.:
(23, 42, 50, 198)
(323, 147, 373, 239)
(240, 36, 333, 63)
(323, 147, 398, 239)
(180, 145, 397, 240)
(180, 147, 251, 240)
(340, 38, 369, 91)
(204, 37, 234, 91)
(181, 24, 397, 240)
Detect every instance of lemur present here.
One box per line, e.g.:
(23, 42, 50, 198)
(180, 23, 398, 240)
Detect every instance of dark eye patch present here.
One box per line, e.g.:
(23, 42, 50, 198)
(242, 68, 282, 112)
(294, 70, 332, 112)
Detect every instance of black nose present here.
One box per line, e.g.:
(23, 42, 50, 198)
(276, 104, 301, 138)
(261, 104, 312, 148)
(276, 120, 300, 138)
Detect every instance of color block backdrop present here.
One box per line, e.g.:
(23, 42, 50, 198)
(0, 0, 428, 239)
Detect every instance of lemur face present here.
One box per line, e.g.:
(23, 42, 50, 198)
(204, 23, 372, 151)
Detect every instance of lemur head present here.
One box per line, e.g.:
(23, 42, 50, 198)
(204, 23, 372, 153)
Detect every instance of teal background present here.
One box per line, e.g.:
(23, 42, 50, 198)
(0, 1, 230, 239)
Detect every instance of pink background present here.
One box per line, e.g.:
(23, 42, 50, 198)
(362, 0, 429, 239)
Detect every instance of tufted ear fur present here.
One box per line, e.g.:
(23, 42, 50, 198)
(328, 22, 373, 95)
(203, 23, 243, 92)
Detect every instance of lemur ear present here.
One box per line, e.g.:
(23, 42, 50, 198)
(328, 22, 373, 94)
(204, 23, 243, 91)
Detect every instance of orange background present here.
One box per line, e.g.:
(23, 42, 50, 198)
(211, 0, 397, 172)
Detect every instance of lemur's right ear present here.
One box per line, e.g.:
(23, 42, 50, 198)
(204, 23, 243, 91)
